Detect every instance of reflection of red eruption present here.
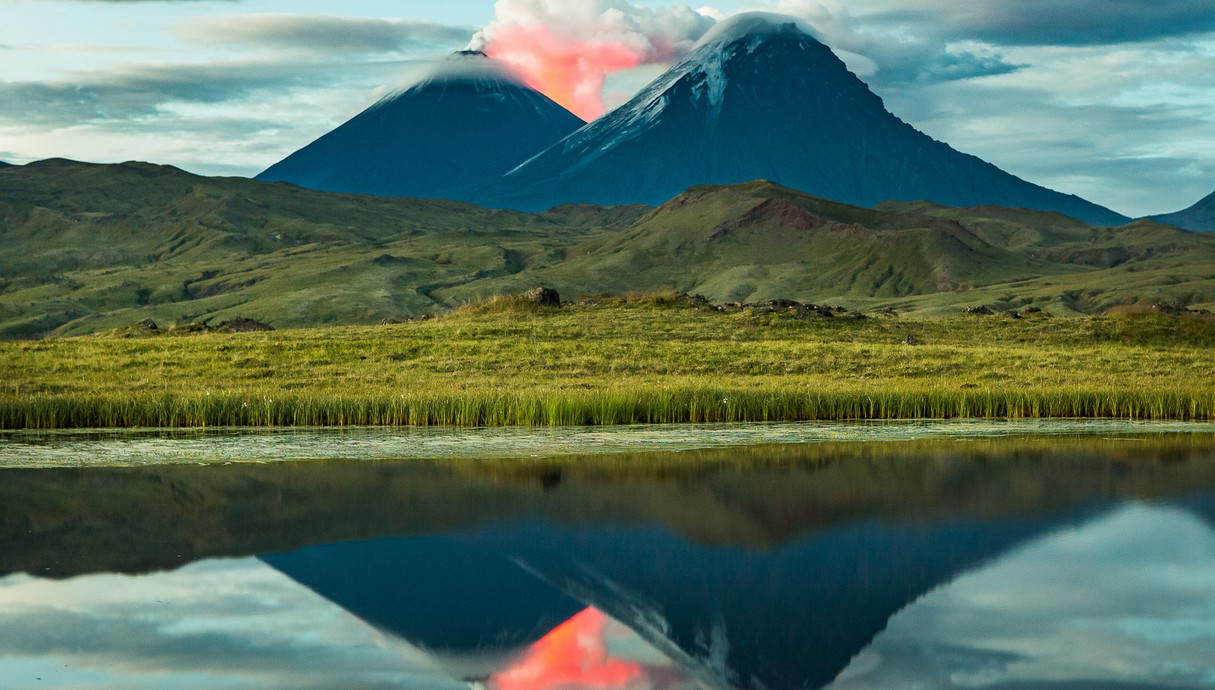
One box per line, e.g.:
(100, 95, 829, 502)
(490, 608, 643, 690)
(484, 24, 642, 121)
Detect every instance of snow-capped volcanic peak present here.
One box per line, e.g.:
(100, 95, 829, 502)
(693, 11, 820, 49)
(405, 50, 529, 91)
(472, 12, 1128, 226)
(256, 50, 583, 200)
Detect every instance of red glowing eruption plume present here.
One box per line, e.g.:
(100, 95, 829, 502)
(484, 24, 642, 122)
(489, 608, 643, 690)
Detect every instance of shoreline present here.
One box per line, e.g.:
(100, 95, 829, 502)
(5, 386, 1215, 431)
(6, 418, 1215, 468)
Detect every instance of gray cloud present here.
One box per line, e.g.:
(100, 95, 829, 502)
(178, 15, 472, 55)
(867, 44, 1026, 85)
(878, 76, 1215, 215)
(912, 49, 1025, 84)
(758, 3, 1025, 86)
(860, 0, 1215, 47)
(0, 59, 406, 128)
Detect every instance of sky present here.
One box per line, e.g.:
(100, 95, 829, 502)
(1, 0, 1213, 217)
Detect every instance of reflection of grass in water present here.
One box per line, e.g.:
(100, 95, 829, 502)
(5, 433, 1215, 577)
(3, 294, 1215, 428)
(11, 420, 1215, 468)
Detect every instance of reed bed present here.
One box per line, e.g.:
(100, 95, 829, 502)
(3, 297, 1214, 428)
(3, 387, 1215, 430)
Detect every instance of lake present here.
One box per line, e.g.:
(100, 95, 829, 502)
(2, 421, 1215, 689)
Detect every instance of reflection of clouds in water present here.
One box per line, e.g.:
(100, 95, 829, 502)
(0, 558, 465, 690)
(828, 504, 1215, 689)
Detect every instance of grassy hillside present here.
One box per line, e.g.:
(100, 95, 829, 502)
(3, 161, 1215, 339)
(0, 159, 644, 338)
(3, 294, 1215, 428)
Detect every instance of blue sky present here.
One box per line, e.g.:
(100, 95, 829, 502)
(1, 0, 1213, 217)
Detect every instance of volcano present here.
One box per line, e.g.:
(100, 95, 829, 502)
(256, 51, 584, 199)
(1154, 188, 1215, 232)
(473, 13, 1127, 226)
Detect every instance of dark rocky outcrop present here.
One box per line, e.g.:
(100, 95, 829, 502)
(522, 287, 562, 308)
(1152, 300, 1212, 316)
(219, 317, 274, 332)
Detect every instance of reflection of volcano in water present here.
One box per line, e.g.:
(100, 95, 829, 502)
(261, 508, 1098, 689)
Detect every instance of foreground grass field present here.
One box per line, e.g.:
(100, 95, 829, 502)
(3, 294, 1215, 428)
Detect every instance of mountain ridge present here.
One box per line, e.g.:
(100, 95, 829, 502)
(1154, 189, 1215, 232)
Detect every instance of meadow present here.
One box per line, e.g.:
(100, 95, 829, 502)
(3, 294, 1214, 429)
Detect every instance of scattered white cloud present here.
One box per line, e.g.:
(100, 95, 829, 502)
(177, 14, 471, 56)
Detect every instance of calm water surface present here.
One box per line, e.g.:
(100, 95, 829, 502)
(2, 422, 1215, 689)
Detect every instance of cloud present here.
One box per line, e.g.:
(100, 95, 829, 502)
(178, 14, 471, 55)
(0, 53, 423, 179)
(0, 61, 354, 127)
(0, 54, 425, 130)
(469, 0, 717, 120)
(790, 0, 1215, 47)
(934, 0, 1215, 46)
(871, 39, 1215, 215)
(726, 1, 1024, 86)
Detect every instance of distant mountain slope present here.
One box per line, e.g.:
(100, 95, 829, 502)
(445, 180, 1210, 309)
(1, 160, 1212, 338)
(256, 51, 584, 199)
(472, 13, 1127, 227)
(1154, 189, 1215, 232)
(0, 159, 645, 338)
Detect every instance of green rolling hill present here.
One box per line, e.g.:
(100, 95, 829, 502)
(2, 160, 1214, 339)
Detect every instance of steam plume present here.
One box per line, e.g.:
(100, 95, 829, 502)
(470, 0, 717, 120)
